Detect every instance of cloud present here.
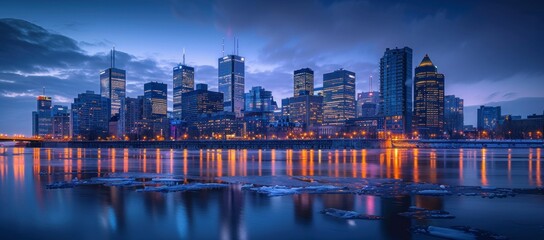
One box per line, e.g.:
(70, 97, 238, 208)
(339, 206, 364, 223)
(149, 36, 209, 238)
(1, 90, 35, 98)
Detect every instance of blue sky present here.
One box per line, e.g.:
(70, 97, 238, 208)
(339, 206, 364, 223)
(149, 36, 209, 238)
(1, 0, 543, 135)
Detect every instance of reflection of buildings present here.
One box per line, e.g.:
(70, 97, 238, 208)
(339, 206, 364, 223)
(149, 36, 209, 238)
(293, 194, 313, 225)
(380, 196, 412, 240)
(220, 186, 245, 240)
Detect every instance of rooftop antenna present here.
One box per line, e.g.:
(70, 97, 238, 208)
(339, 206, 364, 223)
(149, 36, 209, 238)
(237, 38, 239, 55)
(42, 86, 45, 96)
(182, 48, 186, 65)
(233, 36, 236, 55)
(369, 74, 373, 92)
(111, 46, 116, 68)
(222, 38, 225, 57)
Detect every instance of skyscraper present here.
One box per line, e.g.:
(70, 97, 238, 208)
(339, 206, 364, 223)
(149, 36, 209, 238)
(51, 105, 70, 139)
(71, 91, 110, 140)
(444, 95, 464, 136)
(379, 47, 413, 136)
(413, 54, 445, 138)
(181, 83, 223, 123)
(32, 93, 52, 137)
(244, 86, 277, 113)
(294, 68, 314, 97)
(281, 95, 323, 129)
(124, 96, 144, 139)
(143, 82, 167, 119)
(218, 54, 245, 118)
(356, 91, 379, 117)
(173, 51, 195, 120)
(100, 48, 126, 118)
(323, 69, 356, 125)
(477, 106, 501, 132)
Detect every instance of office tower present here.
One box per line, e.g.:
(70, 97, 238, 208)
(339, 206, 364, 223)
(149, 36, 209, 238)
(143, 82, 167, 119)
(322, 69, 356, 125)
(71, 91, 110, 140)
(477, 106, 501, 132)
(379, 47, 413, 136)
(181, 84, 223, 122)
(413, 54, 445, 138)
(444, 95, 464, 135)
(173, 51, 195, 119)
(294, 68, 314, 96)
(100, 48, 126, 137)
(32, 92, 52, 137)
(124, 96, 144, 139)
(218, 54, 245, 118)
(356, 91, 380, 117)
(244, 86, 277, 113)
(51, 105, 70, 139)
(281, 95, 323, 129)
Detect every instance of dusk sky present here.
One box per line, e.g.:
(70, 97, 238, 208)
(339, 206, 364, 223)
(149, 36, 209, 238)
(1, 0, 543, 135)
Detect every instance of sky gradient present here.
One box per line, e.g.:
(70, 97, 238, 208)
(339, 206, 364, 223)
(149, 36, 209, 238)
(1, 0, 543, 135)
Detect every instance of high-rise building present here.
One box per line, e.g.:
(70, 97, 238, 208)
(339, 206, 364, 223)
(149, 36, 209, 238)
(143, 82, 167, 120)
(294, 68, 314, 97)
(379, 47, 413, 136)
(71, 91, 110, 140)
(444, 95, 464, 135)
(356, 91, 379, 117)
(100, 48, 126, 119)
(181, 83, 223, 123)
(173, 52, 195, 120)
(281, 95, 323, 130)
(244, 86, 277, 113)
(124, 96, 144, 139)
(413, 54, 445, 138)
(323, 69, 356, 125)
(477, 106, 501, 132)
(32, 94, 52, 137)
(218, 54, 245, 117)
(51, 105, 70, 139)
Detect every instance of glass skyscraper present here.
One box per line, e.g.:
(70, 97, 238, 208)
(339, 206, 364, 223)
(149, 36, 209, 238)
(477, 106, 501, 132)
(244, 86, 276, 113)
(173, 57, 195, 120)
(32, 94, 52, 137)
(323, 69, 356, 125)
(379, 47, 413, 136)
(71, 91, 110, 140)
(181, 84, 223, 123)
(413, 54, 445, 138)
(218, 54, 245, 118)
(294, 68, 314, 97)
(444, 95, 464, 136)
(143, 82, 168, 119)
(100, 49, 126, 136)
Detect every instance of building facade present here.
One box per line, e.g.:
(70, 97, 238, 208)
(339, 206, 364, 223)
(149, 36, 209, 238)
(294, 68, 314, 97)
(173, 61, 195, 120)
(32, 95, 52, 137)
(71, 91, 110, 140)
(379, 47, 413, 136)
(51, 105, 70, 139)
(181, 83, 224, 123)
(143, 82, 167, 120)
(444, 95, 464, 136)
(218, 54, 245, 117)
(281, 95, 324, 130)
(322, 69, 356, 125)
(477, 106, 501, 132)
(413, 54, 445, 138)
(356, 91, 379, 117)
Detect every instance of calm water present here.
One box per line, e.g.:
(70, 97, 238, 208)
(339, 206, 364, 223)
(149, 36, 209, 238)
(0, 147, 543, 239)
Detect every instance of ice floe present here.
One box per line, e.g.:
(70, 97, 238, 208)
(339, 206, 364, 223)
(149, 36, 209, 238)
(248, 185, 342, 197)
(399, 206, 455, 219)
(320, 208, 382, 220)
(137, 183, 228, 193)
(412, 226, 508, 240)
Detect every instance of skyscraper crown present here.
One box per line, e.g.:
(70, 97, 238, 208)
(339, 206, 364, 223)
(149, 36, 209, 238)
(418, 54, 434, 67)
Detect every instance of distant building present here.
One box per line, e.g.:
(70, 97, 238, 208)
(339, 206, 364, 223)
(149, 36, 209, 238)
(193, 111, 243, 139)
(144, 82, 167, 119)
(444, 95, 464, 136)
(100, 49, 126, 135)
(71, 91, 110, 140)
(32, 94, 52, 137)
(477, 106, 501, 132)
(323, 69, 356, 125)
(173, 53, 195, 120)
(218, 54, 245, 117)
(181, 83, 223, 123)
(51, 105, 70, 139)
(281, 95, 323, 130)
(244, 86, 277, 114)
(294, 68, 314, 97)
(124, 96, 144, 140)
(361, 102, 378, 118)
(413, 54, 445, 138)
(379, 47, 413, 136)
(501, 112, 544, 139)
(356, 92, 379, 117)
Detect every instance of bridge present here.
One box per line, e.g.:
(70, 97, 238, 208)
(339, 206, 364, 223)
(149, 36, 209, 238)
(0, 135, 43, 142)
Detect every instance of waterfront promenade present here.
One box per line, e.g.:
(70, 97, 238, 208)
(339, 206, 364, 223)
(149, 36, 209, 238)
(33, 139, 544, 149)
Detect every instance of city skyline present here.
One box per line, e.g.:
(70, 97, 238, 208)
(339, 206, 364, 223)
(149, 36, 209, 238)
(1, 0, 544, 135)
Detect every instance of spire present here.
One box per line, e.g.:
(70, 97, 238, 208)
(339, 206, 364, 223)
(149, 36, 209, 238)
(183, 48, 186, 65)
(111, 46, 116, 68)
(42, 86, 45, 96)
(233, 36, 236, 55)
(418, 54, 434, 67)
(222, 38, 225, 57)
(369, 75, 373, 92)
(237, 38, 239, 55)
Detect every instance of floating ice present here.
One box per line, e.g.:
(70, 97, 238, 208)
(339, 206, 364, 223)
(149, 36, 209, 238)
(417, 190, 452, 196)
(321, 208, 382, 220)
(413, 226, 508, 240)
(248, 185, 342, 197)
(137, 183, 228, 193)
(399, 206, 455, 219)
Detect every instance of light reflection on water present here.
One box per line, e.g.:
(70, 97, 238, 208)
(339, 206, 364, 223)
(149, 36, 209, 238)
(0, 147, 542, 239)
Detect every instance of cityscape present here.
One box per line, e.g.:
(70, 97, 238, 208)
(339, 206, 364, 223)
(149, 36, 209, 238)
(1, 1, 544, 240)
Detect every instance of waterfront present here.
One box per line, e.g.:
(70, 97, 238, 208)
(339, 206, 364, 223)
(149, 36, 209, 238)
(0, 147, 543, 239)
